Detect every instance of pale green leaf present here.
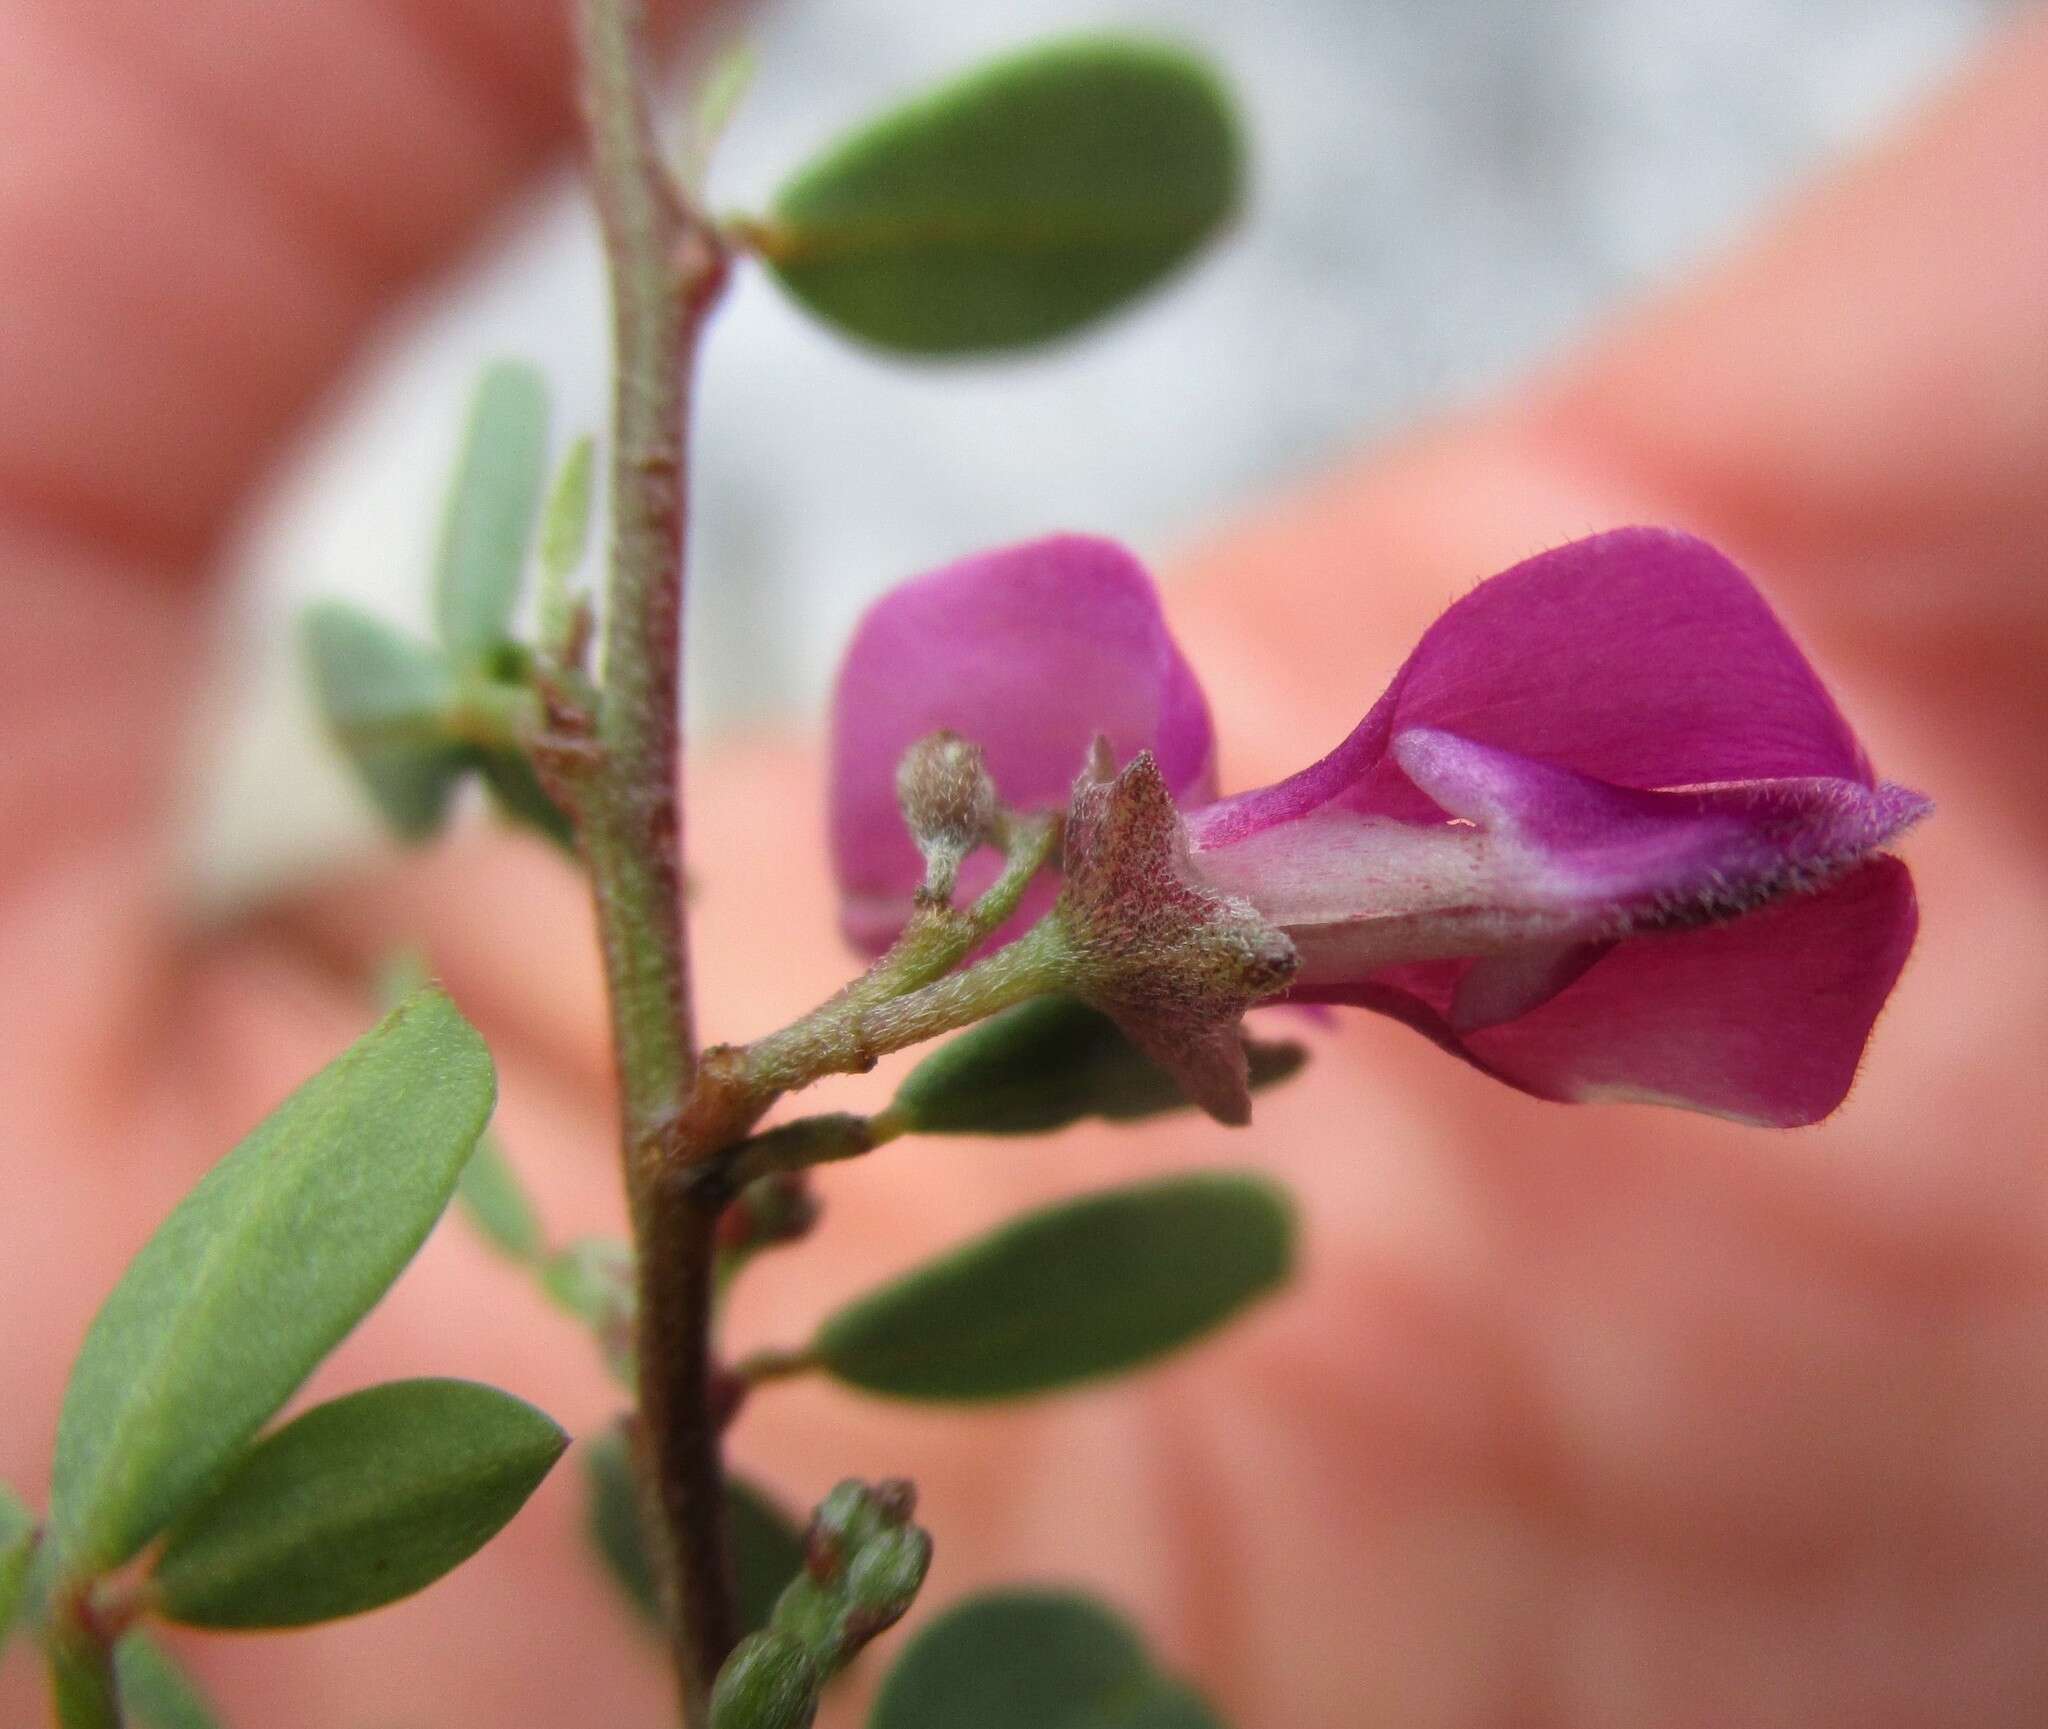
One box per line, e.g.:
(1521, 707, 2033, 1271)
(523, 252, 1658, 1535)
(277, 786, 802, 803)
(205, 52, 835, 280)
(538, 435, 596, 582)
(816, 1173, 1293, 1401)
(151, 1379, 564, 1628)
(434, 361, 551, 662)
(115, 1633, 225, 1729)
(762, 36, 1241, 355)
(475, 748, 577, 852)
(51, 991, 496, 1571)
(454, 1133, 544, 1263)
(302, 603, 467, 840)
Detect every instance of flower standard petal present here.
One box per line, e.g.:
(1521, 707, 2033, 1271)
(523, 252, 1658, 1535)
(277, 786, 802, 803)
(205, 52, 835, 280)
(1189, 526, 1871, 849)
(830, 534, 1215, 949)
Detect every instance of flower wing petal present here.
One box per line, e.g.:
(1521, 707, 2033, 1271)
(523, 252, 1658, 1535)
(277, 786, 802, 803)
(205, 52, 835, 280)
(1192, 526, 1871, 846)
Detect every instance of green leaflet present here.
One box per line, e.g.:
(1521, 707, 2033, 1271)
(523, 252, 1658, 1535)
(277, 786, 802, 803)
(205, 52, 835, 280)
(538, 434, 596, 584)
(50, 991, 495, 1571)
(115, 1634, 226, 1729)
(475, 746, 577, 852)
(454, 1131, 545, 1263)
(582, 1424, 659, 1626)
(869, 1590, 1225, 1729)
(434, 361, 551, 663)
(815, 1172, 1294, 1402)
(302, 602, 467, 841)
(151, 1379, 565, 1628)
(763, 36, 1241, 355)
(890, 996, 1305, 1136)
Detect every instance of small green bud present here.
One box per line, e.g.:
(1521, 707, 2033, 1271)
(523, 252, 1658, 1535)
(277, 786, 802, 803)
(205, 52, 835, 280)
(763, 1478, 932, 1678)
(767, 1574, 832, 1654)
(837, 1524, 932, 1647)
(710, 1630, 821, 1729)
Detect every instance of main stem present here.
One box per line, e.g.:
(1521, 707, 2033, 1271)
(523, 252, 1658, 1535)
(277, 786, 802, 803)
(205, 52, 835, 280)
(574, 1, 734, 1720)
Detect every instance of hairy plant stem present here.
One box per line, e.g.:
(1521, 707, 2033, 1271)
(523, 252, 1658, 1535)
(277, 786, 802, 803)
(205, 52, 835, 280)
(573, 1, 733, 1719)
(745, 917, 1072, 1095)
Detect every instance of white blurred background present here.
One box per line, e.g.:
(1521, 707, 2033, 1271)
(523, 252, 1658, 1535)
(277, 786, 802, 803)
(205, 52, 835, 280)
(187, 0, 2013, 902)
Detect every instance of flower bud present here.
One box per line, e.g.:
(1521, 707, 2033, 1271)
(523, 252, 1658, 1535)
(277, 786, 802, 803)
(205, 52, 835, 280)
(836, 1525, 932, 1648)
(895, 730, 998, 901)
(709, 1631, 821, 1729)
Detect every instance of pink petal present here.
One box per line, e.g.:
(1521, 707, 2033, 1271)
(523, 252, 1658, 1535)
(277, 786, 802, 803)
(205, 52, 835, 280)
(1311, 857, 1919, 1127)
(830, 535, 1215, 950)
(1390, 725, 1929, 920)
(1190, 527, 1871, 848)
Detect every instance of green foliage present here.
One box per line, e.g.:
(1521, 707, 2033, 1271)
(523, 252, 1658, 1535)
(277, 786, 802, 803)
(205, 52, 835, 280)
(715, 1480, 931, 1728)
(114, 1634, 226, 1729)
(760, 36, 1241, 355)
(150, 1378, 564, 1628)
(890, 997, 1305, 1136)
(475, 746, 578, 853)
(434, 361, 551, 663)
(869, 1590, 1225, 1729)
(50, 991, 495, 1573)
(813, 1172, 1294, 1402)
(541, 1239, 636, 1384)
(47, 1620, 121, 1729)
(730, 1477, 810, 1639)
(307, 366, 581, 851)
(583, 1426, 805, 1640)
(302, 602, 468, 840)
(454, 1132, 546, 1263)
(0, 1483, 35, 1648)
(581, 1424, 659, 1625)
(539, 434, 597, 583)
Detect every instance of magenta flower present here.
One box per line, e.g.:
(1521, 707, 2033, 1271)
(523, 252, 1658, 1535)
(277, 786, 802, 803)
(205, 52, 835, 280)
(829, 527, 1926, 1126)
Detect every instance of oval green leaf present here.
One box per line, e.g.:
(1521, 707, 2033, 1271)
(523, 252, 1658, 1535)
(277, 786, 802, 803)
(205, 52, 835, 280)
(150, 1378, 564, 1628)
(303, 601, 468, 840)
(891, 997, 1305, 1137)
(870, 1589, 1224, 1729)
(434, 361, 550, 662)
(114, 1634, 225, 1729)
(761, 36, 1242, 355)
(51, 990, 496, 1572)
(815, 1172, 1293, 1402)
